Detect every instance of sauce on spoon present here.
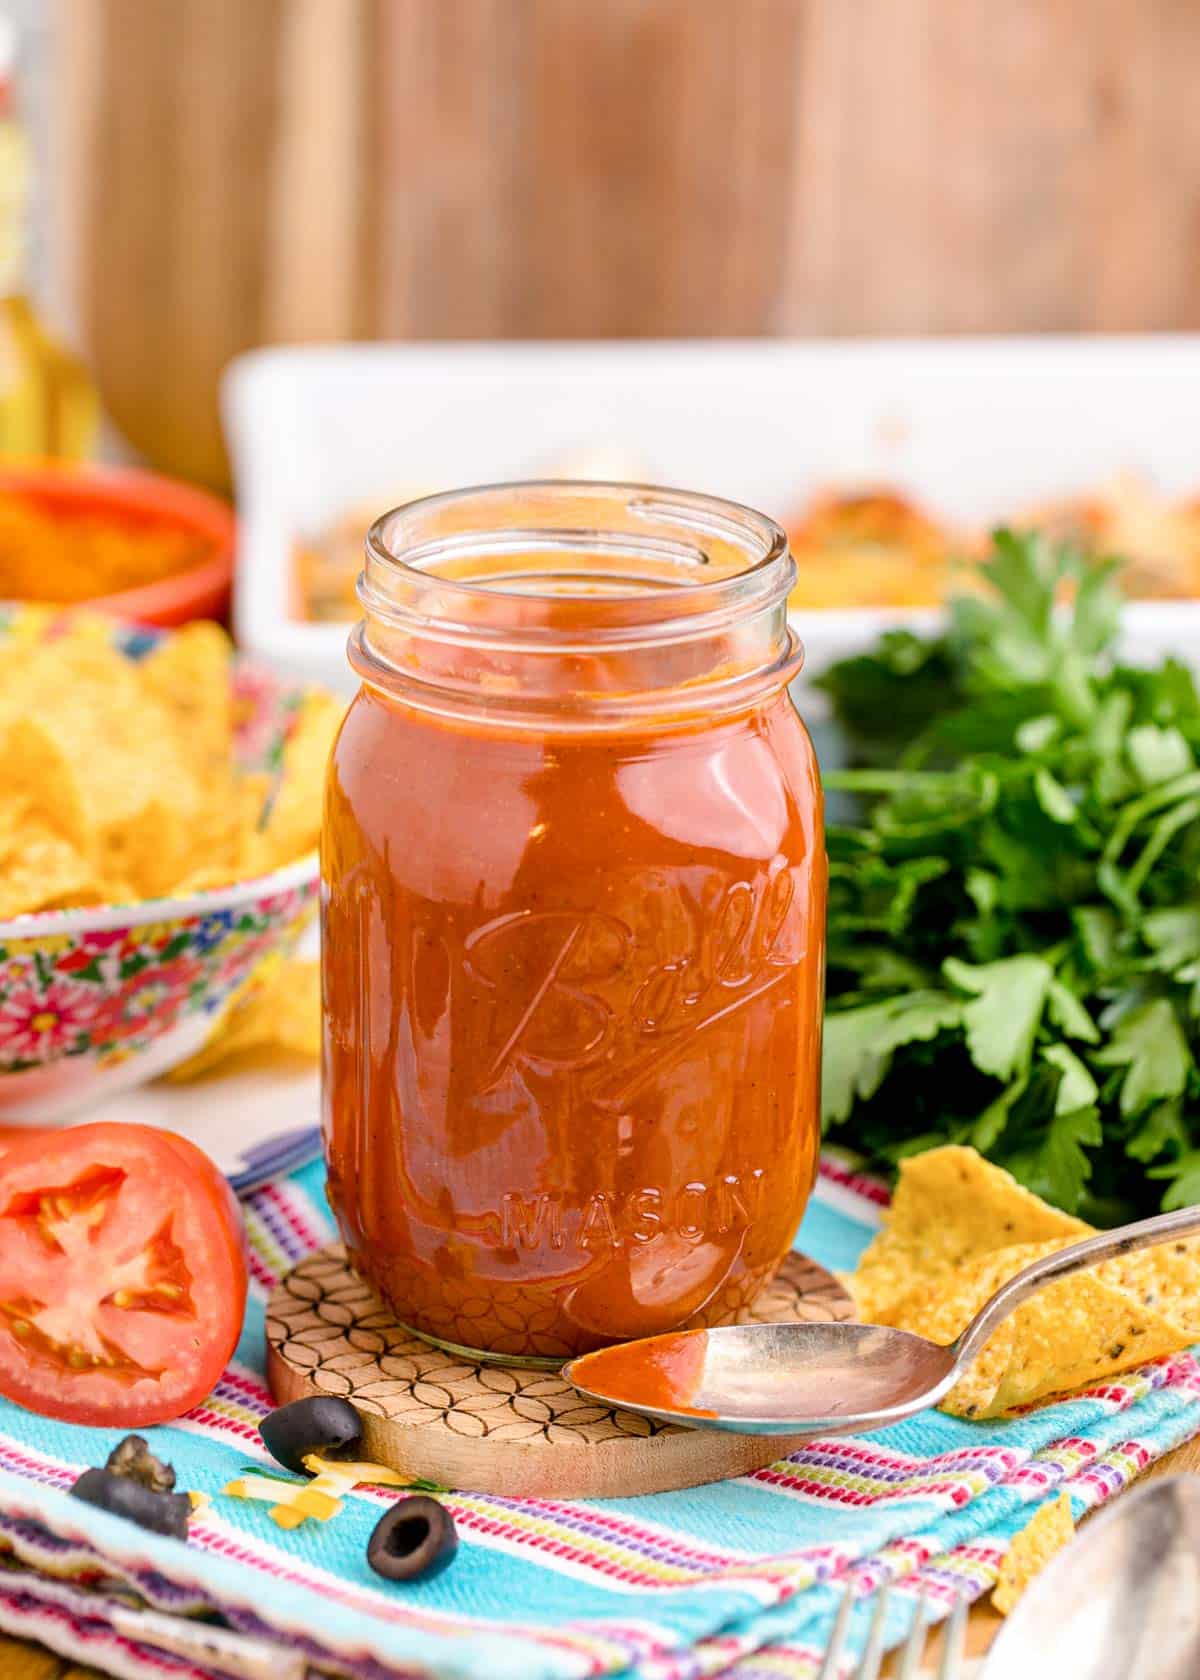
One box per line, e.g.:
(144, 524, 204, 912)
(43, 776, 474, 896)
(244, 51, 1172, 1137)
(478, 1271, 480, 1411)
(567, 1330, 716, 1417)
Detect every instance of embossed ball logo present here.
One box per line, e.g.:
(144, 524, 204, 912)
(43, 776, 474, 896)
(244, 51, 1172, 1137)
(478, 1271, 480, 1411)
(462, 871, 799, 1100)
(463, 908, 629, 1088)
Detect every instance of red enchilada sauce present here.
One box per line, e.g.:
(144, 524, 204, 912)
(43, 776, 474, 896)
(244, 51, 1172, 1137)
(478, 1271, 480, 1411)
(322, 485, 825, 1361)
(569, 1331, 716, 1417)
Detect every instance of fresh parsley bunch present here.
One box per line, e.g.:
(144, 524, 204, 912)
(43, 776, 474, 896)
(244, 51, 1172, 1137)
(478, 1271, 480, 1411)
(818, 529, 1200, 1221)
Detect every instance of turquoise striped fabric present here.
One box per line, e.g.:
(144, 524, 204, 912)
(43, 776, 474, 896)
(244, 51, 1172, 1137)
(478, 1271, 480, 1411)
(0, 1156, 1195, 1679)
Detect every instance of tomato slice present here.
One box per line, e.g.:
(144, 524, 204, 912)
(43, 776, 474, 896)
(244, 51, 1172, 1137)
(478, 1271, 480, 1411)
(0, 1123, 247, 1425)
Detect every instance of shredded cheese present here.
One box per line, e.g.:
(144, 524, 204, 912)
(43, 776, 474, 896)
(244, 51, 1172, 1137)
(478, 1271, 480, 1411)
(222, 1454, 419, 1530)
(301, 1454, 415, 1487)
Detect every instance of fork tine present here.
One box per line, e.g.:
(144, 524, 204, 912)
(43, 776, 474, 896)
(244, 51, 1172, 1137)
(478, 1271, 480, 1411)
(894, 1590, 931, 1680)
(854, 1582, 891, 1680)
(816, 1579, 856, 1680)
(937, 1591, 969, 1680)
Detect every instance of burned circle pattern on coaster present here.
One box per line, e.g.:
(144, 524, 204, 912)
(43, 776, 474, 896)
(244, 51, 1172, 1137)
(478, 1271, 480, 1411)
(266, 1245, 852, 1449)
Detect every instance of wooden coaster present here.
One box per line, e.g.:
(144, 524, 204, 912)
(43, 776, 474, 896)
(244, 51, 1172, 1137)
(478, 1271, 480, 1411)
(266, 1247, 853, 1498)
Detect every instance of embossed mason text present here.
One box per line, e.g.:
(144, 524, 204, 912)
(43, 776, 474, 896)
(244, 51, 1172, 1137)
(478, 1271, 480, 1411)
(497, 1170, 768, 1252)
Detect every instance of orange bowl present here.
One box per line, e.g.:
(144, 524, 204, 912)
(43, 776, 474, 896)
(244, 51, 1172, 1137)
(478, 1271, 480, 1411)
(0, 462, 235, 627)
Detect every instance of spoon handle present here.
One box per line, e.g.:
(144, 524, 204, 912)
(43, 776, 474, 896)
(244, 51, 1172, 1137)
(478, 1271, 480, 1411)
(952, 1202, 1200, 1372)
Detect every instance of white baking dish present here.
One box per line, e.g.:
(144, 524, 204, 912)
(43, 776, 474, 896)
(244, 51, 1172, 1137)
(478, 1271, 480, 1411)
(223, 337, 1200, 697)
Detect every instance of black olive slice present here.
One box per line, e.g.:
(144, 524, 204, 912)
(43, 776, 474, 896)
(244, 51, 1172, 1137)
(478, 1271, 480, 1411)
(367, 1495, 457, 1583)
(70, 1468, 191, 1540)
(259, 1396, 364, 1475)
(105, 1434, 176, 1493)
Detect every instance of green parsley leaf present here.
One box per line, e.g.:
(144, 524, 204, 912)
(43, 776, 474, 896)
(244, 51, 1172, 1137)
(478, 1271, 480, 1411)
(1044, 976, 1100, 1043)
(812, 631, 959, 766)
(1003, 1107, 1103, 1213)
(237, 1465, 305, 1487)
(821, 991, 963, 1125)
(1041, 1043, 1099, 1113)
(1135, 798, 1200, 893)
(966, 1078, 1027, 1154)
(1142, 907, 1200, 971)
(942, 955, 1053, 1082)
(1148, 1150, 1200, 1212)
(1016, 714, 1060, 754)
(1126, 1099, 1189, 1165)
(1091, 998, 1192, 1116)
(1073, 905, 1120, 972)
(1034, 768, 1078, 825)
(1126, 724, 1194, 788)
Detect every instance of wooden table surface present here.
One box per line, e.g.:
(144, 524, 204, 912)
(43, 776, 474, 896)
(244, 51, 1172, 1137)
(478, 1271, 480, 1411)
(5, 1435, 1198, 1679)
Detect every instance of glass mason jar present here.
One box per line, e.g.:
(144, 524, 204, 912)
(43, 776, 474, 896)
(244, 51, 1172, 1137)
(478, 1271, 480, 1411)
(322, 483, 826, 1364)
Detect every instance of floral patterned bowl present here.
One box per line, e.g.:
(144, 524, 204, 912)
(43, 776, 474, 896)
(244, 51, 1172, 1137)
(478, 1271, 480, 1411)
(0, 613, 322, 1122)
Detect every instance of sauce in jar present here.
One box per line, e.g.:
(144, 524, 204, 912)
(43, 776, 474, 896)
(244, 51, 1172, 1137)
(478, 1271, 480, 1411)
(322, 484, 825, 1362)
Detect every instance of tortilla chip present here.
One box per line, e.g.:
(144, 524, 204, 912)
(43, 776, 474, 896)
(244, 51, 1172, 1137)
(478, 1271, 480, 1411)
(882, 1235, 1193, 1419)
(1097, 1238, 1200, 1337)
(882, 1240, 1057, 1418)
(940, 1323, 1017, 1420)
(270, 960, 321, 1057)
(137, 621, 235, 779)
(169, 866, 240, 896)
(15, 642, 201, 863)
(0, 820, 105, 918)
(987, 1271, 1189, 1414)
(166, 957, 320, 1081)
(105, 795, 208, 901)
(0, 602, 56, 644)
(0, 718, 89, 851)
(851, 1147, 1200, 1420)
(849, 1147, 1089, 1322)
(257, 693, 342, 869)
(993, 1491, 1074, 1614)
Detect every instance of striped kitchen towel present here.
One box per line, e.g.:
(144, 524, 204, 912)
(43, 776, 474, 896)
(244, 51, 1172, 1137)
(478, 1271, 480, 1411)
(0, 1154, 1196, 1680)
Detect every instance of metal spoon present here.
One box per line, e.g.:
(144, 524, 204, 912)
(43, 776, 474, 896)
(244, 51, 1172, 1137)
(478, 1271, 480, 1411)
(563, 1203, 1200, 1436)
(978, 1473, 1200, 1680)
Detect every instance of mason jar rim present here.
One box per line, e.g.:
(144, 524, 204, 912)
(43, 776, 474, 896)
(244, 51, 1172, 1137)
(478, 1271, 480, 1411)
(352, 480, 801, 726)
(361, 479, 793, 641)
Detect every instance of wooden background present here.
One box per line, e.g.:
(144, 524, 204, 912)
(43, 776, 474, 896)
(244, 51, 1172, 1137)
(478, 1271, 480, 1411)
(54, 0, 1200, 489)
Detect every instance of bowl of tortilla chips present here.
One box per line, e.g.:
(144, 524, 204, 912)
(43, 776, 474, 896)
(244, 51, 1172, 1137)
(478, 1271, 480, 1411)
(0, 605, 340, 1120)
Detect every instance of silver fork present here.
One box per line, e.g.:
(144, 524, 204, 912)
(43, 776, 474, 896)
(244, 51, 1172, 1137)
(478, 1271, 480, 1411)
(816, 1580, 969, 1680)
